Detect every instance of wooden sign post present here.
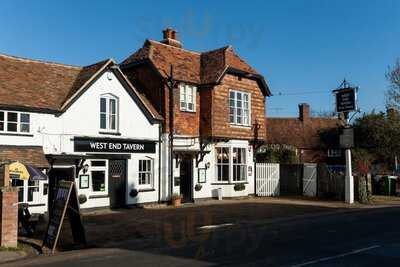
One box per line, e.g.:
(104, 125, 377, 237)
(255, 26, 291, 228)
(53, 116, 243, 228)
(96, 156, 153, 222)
(42, 181, 86, 254)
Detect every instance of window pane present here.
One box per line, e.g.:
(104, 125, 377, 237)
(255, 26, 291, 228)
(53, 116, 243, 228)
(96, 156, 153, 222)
(20, 113, 30, 123)
(0, 111, 4, 121)
(229, 91, 235, 99)
(222, 165, 229, 181)
(110, 114, 116, 130)
(237, 93, 242, 101)
(188, 103, 194, 111)
(7, 122, 17, 132)
(0, 122, 3, 131)
(92, 171, 106, 192)
(110, 99, 116, 114)
(7, 112, 17, 122)
(20, 123, 29, 133)
(100, 114, 106, 129)
(100, 98, 107, 113)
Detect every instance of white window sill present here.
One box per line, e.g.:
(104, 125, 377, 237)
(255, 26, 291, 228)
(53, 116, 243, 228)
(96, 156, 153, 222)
(180, 109, 196, 113)
(0, 132, 33, 137)
(229, 124, 251, 129)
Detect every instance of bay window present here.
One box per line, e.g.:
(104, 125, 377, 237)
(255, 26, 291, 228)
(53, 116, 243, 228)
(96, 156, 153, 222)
(215, 146, 247, 182)
(100, 94, 118, 132)
(216, 147, 230, 182)
(229, 90, 250, 126)
(0, 110, 30, 133)
(232, 148, 247, 181)
(179, 84, 196, 112)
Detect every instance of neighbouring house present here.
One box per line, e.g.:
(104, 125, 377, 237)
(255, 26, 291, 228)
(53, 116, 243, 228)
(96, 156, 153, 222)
(0, 54, 162, 213)
(120, 28, 271, 201)
(265, 103, 344, 164)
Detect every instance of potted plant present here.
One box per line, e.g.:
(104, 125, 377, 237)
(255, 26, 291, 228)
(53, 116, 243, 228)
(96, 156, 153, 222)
(234, 183, 246, 191)
(195, 184, 203, 191)
(171, 193, 182, 207)
(78, 194, 87, 204)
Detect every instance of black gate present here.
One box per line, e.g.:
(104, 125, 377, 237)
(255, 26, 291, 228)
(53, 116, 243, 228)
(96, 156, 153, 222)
(108, 160, 127, 208)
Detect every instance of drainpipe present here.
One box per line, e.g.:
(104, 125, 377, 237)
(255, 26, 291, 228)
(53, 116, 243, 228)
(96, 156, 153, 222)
(158, 122, 162, 203)
(168, 67, 174, 199)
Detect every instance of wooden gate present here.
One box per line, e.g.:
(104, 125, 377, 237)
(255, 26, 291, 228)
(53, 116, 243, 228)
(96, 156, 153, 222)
(303, 163, 317, 197)
(256, 163, 280, 196)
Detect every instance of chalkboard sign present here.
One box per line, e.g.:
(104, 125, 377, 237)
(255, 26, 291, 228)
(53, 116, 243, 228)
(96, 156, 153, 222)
(42, 181, 86, 253)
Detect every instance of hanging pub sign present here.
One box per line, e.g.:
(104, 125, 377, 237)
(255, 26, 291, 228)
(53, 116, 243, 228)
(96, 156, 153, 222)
(335, 87, 357, 113)
(74, 137, 156, 153)
(42, 181, 86, 254)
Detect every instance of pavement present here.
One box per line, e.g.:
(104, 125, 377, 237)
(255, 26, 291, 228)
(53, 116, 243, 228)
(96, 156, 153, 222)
(3, 196, 400, 266)
(0, 251, 26, 264)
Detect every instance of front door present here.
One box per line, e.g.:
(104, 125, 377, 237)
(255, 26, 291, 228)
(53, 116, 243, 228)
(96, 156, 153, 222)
(108, 159, 127, 208)
(179, 156, 193, 203)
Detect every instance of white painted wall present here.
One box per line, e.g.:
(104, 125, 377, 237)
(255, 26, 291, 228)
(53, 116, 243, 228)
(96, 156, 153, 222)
(1, 70, 161, 211)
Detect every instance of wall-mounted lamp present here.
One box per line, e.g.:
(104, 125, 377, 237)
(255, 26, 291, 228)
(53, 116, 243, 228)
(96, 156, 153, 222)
(82, 164, 89, 174)
(205, 162, 211, 169)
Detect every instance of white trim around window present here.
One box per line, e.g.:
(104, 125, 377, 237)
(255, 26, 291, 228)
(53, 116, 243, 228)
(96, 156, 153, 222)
(0, 110, 30, 134)
(100, 94, 119, 132)
(138, 158, 154, 189)
(179, 83, 196, 112)
(215, 146, 247, 183)
(229, 90, 251, 126)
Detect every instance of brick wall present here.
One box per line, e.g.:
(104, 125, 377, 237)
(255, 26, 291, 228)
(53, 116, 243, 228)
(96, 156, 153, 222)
(173, 85, 200, 136)
(211, 74, 266, 140)
(0, 187, 18, 248)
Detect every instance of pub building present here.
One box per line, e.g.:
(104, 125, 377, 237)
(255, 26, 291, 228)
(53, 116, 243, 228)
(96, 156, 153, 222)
(121, 28, 271, 202)
(0, 54, 162, 213)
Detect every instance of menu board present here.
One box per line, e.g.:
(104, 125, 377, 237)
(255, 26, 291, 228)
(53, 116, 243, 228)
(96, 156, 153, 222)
(42, 181, 86, 253)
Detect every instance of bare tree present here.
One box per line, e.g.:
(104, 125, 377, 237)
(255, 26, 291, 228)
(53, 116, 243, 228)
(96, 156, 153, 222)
(386, 59, 400, 110)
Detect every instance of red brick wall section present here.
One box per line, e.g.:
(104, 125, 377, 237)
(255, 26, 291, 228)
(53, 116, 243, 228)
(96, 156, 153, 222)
(0, 187, 18, 248)
(173, 85, 200, 136)
(211, 74, 266, 140)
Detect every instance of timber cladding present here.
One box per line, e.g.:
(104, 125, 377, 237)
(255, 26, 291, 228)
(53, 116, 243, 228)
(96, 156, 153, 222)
(211, 74, 266, 140)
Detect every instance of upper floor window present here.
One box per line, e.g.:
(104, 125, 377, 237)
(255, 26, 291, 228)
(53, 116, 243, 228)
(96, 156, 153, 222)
(229, 90, 250, 126)
(100, 94, 118, 132)
(179, 84, 196, 112)
(0, 111, 30, 133)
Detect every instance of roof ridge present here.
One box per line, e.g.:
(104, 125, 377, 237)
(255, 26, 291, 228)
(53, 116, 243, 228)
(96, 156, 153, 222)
(147, 39, 201, 55)
(202, 45, 231, 55)
(0, 53, 82, 69)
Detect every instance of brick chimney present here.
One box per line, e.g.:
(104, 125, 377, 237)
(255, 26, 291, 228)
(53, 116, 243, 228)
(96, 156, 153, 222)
(299, 103, 310, 122)
(161, 28, 182, 48)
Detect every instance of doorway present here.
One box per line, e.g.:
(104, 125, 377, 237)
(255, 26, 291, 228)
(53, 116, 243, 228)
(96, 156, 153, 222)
(109, 159, 127, 208)
(179, 156, 193, 203)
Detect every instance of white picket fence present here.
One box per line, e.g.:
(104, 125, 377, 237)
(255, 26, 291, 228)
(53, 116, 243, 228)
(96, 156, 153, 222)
(256, 163, 280, 196)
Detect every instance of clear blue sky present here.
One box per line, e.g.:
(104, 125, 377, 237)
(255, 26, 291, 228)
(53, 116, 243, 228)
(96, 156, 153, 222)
(1, 0, 399, 117)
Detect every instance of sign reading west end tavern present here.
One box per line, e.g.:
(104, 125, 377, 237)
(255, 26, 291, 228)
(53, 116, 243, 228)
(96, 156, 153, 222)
(74, 137, 156, 153)
(335, 87, 357, 113)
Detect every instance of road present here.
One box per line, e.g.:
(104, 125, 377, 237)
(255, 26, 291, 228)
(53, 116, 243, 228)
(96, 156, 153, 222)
(5, 206, 400, 267)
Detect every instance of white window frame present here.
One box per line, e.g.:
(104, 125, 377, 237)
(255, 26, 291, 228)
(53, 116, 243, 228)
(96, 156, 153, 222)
(232, 147, 247, 182)
(179, 83, 196, 112)
(90, 160, 109, 195)
(0, 110, 31, 134)
(138, 158, 154, 189)
(215, 146, 248, 183)
(216, 147, 230, 182)
(229, 90, 251, 126)
(100, 94, 119, 132)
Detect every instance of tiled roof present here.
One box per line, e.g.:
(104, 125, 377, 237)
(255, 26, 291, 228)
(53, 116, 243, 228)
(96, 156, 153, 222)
(0, 145, 49, 168)
(0, 54, 108, 112)
(121, 40, 259, 85)
(265, 117, 342, 149)
(0, 54, 162, 121)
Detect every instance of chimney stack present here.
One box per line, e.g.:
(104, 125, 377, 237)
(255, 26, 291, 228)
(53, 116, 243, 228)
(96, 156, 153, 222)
(161, 28, 182, 48)
(299, 103, 310, 122)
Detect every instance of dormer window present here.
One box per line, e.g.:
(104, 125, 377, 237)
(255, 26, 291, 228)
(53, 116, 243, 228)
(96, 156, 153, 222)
(100, 94, 118, 132)
(0, 111, 30, 133)
(179, 84, 196, 112)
